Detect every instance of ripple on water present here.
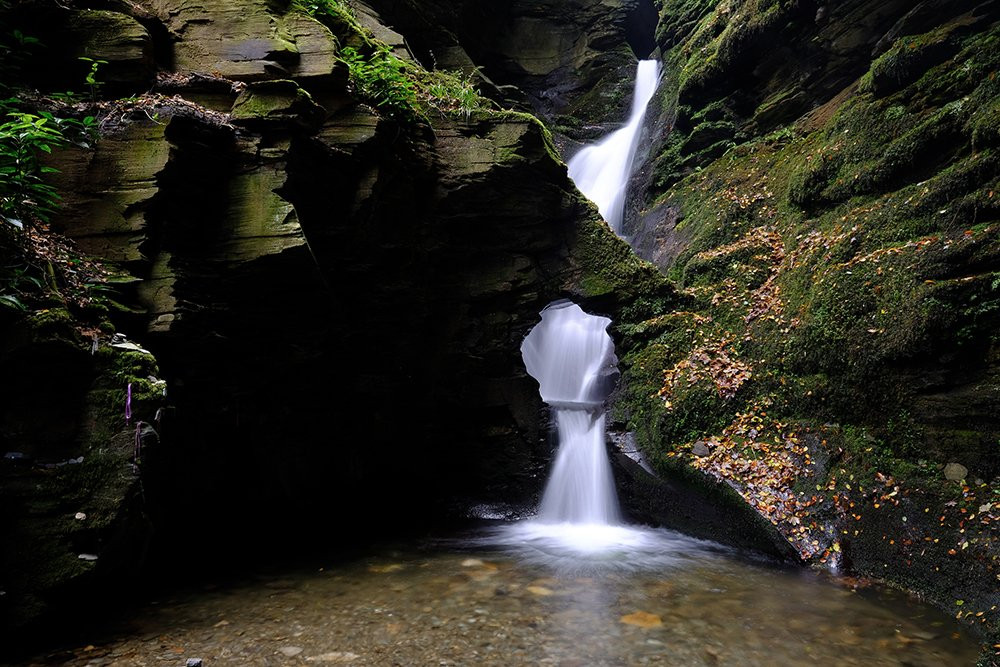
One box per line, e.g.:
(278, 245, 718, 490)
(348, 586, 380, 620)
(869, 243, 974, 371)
(479, 520, 730, 573)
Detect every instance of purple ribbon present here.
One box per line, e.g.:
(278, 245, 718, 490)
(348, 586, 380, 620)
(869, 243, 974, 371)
(125, 382, 133, 423)
(134, 421, 143, 463)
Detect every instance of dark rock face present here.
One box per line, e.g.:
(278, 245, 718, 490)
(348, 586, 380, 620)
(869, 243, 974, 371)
(50, 103, 584, 548)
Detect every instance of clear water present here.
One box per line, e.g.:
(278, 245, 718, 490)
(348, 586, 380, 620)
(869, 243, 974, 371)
(568, 59, 662, 235)
(33, 530, 980, 666)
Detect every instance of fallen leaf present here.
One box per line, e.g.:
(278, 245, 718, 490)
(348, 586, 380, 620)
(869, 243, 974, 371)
(620, 611, 663, 628)
(367, 564, 404, 574)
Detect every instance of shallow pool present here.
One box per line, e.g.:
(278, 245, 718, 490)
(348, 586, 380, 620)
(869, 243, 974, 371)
(29, 523, 980, 666)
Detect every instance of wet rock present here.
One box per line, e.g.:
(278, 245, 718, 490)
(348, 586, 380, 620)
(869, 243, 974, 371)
(0, 328, 161, 639)
(351, 1, 413, 60)
(185, 659, 204, 667)
(943, 462, 967, 481)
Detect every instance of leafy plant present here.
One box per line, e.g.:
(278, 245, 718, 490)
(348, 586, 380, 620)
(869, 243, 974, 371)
(0, 262, 43, 311)
(78, 57, 107, 102)
(49, 91, 85, 104)
(297, 0, 358, 26)
(0, 102, 97, 231)
(340, 45, 417, 121)
(0, 293, 25, 310)
(0, 22, 43, 87)
(425, 68, 483, 119)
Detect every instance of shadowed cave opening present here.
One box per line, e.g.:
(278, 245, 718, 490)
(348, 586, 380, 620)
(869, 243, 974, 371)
(625, 0, 658, 59)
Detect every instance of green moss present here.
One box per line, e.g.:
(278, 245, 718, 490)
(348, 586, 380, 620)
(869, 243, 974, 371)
(570, 215, 670, 300)
(231, 80, 319, 121)
(626, 16, 1000, 453)
(618, 5, 1000, 645)
(25, 307, 76, 337)
(675, 0, 787, 101)
(614, 343, 672, 445)
(862, 26, 961, 98)
(655, 0, 723, 49)
(968, 95, 1000, 148)
(293, 0, 364, 43)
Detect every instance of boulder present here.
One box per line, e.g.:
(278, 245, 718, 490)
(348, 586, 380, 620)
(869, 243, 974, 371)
(944, 462, 968, 481)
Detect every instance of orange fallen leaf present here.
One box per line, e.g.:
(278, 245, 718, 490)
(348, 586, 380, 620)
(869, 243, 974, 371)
(368, 564, 404, 573)
(620, 611, 663, 628)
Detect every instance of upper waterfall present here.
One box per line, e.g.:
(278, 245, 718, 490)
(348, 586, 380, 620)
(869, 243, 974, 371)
(567, 59, 662, 236)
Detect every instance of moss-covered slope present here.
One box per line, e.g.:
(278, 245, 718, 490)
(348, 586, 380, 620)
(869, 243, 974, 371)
(617, 0, 1000, 652)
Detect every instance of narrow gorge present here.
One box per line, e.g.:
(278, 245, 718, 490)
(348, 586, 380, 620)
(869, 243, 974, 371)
(0, 0, 998, 664)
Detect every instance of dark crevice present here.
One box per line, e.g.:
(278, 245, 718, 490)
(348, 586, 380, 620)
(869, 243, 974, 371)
(625, 0, 658, 59)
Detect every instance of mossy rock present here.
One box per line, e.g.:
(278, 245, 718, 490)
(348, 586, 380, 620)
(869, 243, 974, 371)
(231, 79, 327, 130)
(863, 27, 962, 98)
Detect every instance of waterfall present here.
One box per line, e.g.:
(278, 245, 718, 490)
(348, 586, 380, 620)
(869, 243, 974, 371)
(521, 301, 620, 525)
(567, 59, 662, 235)
(494, 63, 669, 557)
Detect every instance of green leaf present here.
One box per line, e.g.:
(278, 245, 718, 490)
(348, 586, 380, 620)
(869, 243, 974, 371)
(0, 294, 26, 310)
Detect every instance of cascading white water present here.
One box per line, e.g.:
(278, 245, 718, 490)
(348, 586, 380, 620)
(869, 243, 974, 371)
(520, 301, 620, 526)
(538, 409, 618, 524)
(567, 59, 662, 235)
